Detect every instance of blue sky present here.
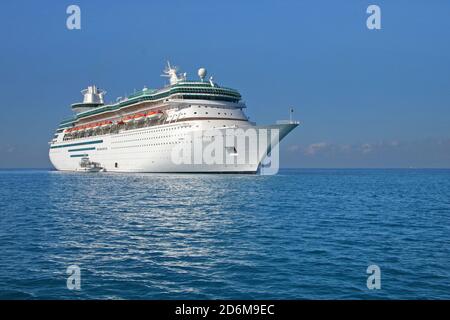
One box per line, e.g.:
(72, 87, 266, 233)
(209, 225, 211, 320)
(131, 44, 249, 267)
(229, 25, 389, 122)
(0, 0, 449, 168)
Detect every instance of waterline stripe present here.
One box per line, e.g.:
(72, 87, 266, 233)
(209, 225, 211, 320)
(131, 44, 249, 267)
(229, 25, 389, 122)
(70, 154, 89, 158)
(50, 140, 103, 149)
(68, 147, 96, 152)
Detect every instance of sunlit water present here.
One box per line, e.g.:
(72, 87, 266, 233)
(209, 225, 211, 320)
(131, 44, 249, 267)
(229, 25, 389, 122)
(0, 169, 449, 299)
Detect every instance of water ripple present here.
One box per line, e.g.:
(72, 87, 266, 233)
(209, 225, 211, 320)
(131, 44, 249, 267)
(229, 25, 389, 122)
(0, 169, 449, 299)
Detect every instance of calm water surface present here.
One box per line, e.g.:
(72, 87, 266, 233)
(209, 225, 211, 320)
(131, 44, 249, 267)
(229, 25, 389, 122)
(0, 169, 449, 299)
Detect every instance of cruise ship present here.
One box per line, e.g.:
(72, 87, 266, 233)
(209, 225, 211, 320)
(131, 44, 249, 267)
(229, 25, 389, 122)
(49, 63, 299, 173)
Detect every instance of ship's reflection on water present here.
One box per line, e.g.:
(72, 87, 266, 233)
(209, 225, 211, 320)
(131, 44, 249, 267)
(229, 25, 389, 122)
(47, 171, 270, 298)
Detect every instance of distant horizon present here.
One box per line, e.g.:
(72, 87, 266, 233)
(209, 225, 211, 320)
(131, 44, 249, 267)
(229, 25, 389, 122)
(1, 167, 450, 170)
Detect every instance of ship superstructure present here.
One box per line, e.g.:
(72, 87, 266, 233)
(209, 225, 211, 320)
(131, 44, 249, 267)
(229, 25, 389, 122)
(49, 63, 299, 173)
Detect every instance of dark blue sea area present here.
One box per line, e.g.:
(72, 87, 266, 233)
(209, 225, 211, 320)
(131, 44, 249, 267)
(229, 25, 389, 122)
(0, 169, 449, 299)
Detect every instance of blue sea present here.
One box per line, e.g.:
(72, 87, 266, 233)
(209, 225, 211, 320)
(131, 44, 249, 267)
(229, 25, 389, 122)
(0, 169, 449, 299)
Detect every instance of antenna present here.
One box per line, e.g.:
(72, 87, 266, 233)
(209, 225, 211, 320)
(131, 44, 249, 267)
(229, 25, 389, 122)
(161, 61, 183, 85)
(289, 107, 294, 122)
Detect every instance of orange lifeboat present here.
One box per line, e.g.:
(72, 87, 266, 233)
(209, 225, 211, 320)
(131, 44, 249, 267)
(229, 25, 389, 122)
(134, 113, 146, 121)
(101, 120, 112, 128)
(146, 110, 163, 119)
(123, 115, 135, 123)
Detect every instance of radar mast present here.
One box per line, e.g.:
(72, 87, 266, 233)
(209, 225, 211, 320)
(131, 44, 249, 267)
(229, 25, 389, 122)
(161, 61, 186, 85)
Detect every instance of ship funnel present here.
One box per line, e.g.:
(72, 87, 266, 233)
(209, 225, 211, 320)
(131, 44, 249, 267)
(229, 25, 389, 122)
(81, 85, 106, 105)
(71, 85, 107, 114)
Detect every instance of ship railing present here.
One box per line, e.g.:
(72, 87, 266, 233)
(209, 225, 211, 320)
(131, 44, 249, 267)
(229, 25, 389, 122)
(276, 120, 300, 125)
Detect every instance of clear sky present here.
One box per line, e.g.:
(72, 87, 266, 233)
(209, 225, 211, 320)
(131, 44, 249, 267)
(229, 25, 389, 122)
(0, 0, 449, 168)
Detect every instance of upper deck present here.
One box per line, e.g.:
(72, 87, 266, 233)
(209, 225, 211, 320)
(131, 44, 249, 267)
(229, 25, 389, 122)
(58, 64, 242, 130)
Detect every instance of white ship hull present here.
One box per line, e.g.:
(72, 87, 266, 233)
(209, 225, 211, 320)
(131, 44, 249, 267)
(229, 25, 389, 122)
(49, 120, 297, 173)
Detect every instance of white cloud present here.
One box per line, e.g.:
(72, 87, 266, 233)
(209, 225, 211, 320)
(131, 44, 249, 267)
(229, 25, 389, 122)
(282, 138, 450, 168)
(305, 142, 328, 155)
(361, 143, 373, 154)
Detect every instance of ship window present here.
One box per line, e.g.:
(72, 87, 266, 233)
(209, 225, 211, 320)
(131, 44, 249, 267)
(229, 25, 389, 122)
(115, 162, 118, 168)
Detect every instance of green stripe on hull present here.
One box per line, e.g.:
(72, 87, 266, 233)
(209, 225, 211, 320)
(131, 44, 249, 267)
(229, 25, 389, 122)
(50, 140, 103, 149)
(70, 154, 89, 158)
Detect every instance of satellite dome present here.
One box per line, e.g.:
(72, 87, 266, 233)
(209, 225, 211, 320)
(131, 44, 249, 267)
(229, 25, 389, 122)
(198, 68, 207, 81)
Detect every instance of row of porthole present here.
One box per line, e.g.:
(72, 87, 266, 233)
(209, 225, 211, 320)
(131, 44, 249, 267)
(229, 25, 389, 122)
(113, 122, 233, 145)
(112, 141, 193, 151)
(112, 126, 232, 145)
(112, 134, 184, 144)
(111, 141, 182, 149)
(112, 125, 189, 138)
(192, 111, 233, 116)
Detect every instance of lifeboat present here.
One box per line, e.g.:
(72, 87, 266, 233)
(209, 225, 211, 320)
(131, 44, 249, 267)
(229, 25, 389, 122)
(146, 110, 163, 119)
(101, 120, 112, 128)
(134, 113, 146, 121)
(123, 115, 135, 123)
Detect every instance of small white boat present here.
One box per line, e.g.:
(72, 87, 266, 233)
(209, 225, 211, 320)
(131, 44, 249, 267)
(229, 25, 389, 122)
(78, 157, 104, 172)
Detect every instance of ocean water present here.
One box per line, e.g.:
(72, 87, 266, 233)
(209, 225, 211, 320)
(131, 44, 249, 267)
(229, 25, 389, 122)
(0, 169, 449, 299)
